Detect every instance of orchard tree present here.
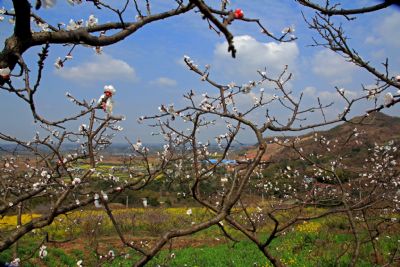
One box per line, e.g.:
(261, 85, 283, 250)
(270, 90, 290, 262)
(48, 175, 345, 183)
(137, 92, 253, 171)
(0, 0, 399, 266)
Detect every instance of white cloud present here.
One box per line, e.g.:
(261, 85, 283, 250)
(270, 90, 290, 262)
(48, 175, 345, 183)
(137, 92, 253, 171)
(303, 86, 317, 96)
(364, 12, 400, 47)
(213, 35, 299, 79)
(312, 50, 357, 84)
(303, 86, 358, 101)
(377, 12, 400, 47)
(300, 85, 360, 122)
(319, 90, 357, 101)
(364, 36, 380, 45)
(56, 53, 136, 82)
(369, 49, 386, 59)
(150, 77, 177, 87)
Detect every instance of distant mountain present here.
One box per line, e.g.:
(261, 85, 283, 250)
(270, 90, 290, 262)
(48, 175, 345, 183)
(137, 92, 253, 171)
(323, 112, 400, 143)
(244, 112, 400, 163)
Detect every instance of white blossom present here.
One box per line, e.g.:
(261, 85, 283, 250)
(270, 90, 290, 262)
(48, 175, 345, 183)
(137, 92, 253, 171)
(0, 67, 11, 79)
(42, 0, 56, 8)
(105, 98, 114, 114)
(227, 82, 236, 89)
(384, 92, 394, 106)
(54, 57, 63, 69)
(108, 250, 115, 259)
(282, 25, 295, 34)
(133, 139, 142, 151)
(86, 14, 98, 27)
(94, 46, 103, 54)
(10, 258, 20, 267)
(72, 177, 81, 185)
(367, 88, 378, 100)
(101, 191, 108, 201)
(0, 7, 4, 14)
(135, 15, 143, 22)
(79, 124, 87, 133)
(39, 245, 48, 258)
(67, 0, 83, 5)
(66, 19, 83, 31)
(37, 22, 50, 32)
(94, 193, 101, 208)
(104, 85, 116, 95)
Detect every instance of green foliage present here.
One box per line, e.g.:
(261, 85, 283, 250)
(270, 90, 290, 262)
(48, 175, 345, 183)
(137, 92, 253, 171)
(44, 248, 77, 266)
(147, 197, 160, 207)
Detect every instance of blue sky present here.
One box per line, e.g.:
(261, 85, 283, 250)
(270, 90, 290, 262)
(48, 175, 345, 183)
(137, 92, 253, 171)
(0, 0, 399, 144)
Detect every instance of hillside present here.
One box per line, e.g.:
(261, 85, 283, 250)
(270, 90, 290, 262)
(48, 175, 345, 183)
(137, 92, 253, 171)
(321, 111, 400, 143)
(244, 112, 400, 163)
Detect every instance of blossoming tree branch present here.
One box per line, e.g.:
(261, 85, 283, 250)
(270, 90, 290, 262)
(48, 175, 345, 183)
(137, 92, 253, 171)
(0, 0, 399, 267)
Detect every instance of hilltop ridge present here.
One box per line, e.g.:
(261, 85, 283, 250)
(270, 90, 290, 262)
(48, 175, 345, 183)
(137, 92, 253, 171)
(244, 112, 400, 162)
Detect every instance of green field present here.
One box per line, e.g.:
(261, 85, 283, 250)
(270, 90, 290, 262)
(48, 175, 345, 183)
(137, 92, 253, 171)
(1, 231, 398, 266)
(0, 208, 398, 266)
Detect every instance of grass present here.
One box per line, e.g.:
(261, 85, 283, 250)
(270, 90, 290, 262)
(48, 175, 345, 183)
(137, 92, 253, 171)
(135, 241, 266, 267)
(1, 208, 399, 266)
(1, 229, 397, 266)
